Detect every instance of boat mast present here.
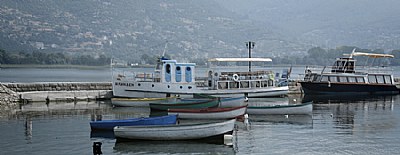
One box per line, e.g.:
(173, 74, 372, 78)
(155, 41, 169, 71)
(246, 41, 255, 72)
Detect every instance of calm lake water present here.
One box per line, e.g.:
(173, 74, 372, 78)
(1, 67, 400, 155)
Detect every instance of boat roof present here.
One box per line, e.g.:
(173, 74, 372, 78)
(208, 58, 272, 62)
(344, 52, 394, 58)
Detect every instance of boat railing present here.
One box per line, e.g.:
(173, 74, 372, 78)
(305, 65, 393, 75)
(115, 70, 161, 82)
(215, 78, 274, 90)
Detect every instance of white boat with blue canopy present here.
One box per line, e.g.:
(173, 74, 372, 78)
(112, 57, 289, 99)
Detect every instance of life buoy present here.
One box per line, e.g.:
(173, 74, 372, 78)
(232, 74, 240, 82)
(268, 73, 274, 80)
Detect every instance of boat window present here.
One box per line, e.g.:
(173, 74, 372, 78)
(308, 75, 315, 82)
(166, 64, 171, 74)
(321, 76, 328, 82)
(376, 75, 385, 84)
(384, 75, 392, 84)
(348, 77, 356, 83)
(356, 77, 365, 83)
(339, 76, 348, 82)
(329, 76, 337, 82)
(368, 75, 377, 83)
(176, 66, 181, 71)
(314, 75, 321, 82)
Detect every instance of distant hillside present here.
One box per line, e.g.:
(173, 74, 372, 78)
(1, 0, 399, 64)
(0, 0, 300, 63)
(217, 0, 400, 50)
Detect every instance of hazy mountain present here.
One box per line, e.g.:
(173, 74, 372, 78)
(217, 0, 400, 50)
(1, 0, 399, 63)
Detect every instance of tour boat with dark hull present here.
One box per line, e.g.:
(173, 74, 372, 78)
(299, 49, 399, 95)
(112, 57, 288, 98)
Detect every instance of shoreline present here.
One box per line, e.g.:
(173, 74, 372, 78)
(0, 64, 111, 69)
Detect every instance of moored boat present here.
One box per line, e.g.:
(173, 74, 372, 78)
(113, 119, 236, 140)
(112, 43, 288, 99)
(90, 114, 178, 131)
(111, 97, 175, 107)
(299, 49, 399, 95)
(180, 95, 247, 107)
(149, 98, 219, 111)
(247, 102, 313, 115)
(168, 105, 247, 119)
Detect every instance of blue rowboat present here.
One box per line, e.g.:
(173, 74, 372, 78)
(90, 114, 178, 131)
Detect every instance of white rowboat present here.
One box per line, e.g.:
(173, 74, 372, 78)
(168, 105, 247, 119)
(247, 102, 313, 115)
(114, 119, 236, 140)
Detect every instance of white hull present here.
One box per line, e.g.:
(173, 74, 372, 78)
(111, 97, 175, 107)
(114, 119, 236, 140)
(179, 96, 246, 108)
(219, 96, 247, 107)
(113, 83, 288, 98)
(247, 102, 313, 115)
(168, 106, 247, 119)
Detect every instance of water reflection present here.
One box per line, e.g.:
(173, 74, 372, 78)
(24, 116, 32, 143)
(113, 140, 236, 155)
(248, 114, 313, 126)
(311, 94, 398, 135)
(90, 130, 115, 139)
(302, 94, 398, 104)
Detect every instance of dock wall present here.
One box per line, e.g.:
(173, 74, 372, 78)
(1, 82, 112, 102)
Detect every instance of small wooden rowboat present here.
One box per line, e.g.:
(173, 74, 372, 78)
(168, 105, 247, 119)
(90, 115, 178, 131)
(111, 97, 175, 107)
(247, 102, 313, 115)
(149, 98, 219, 111)
(113, 119, 236, 140)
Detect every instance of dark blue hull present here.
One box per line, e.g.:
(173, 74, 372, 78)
(90, 114, 177, 131)
(299, 82, 399, 95)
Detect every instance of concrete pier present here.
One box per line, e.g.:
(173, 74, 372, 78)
(1, 82, 112, 102)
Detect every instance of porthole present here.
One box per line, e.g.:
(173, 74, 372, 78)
(180, 86, 183, 89)
(152, 84, 154, 87)
(138, 83, 141, 86)
(188, 86, 192, 89)
(167, 85, 170, 88)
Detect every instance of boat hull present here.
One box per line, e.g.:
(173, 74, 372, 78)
(149, 99, 219, 111)
(114, 119, 236, 140)
(113, 81, 289, 98)
(90, 115, 178, 131)
(300, 82, 399, 95)
(179, 96, 246, 108)
(247, 102, 313, 115)
(111, 97, 175, 107)
(168, 105, 247, 119)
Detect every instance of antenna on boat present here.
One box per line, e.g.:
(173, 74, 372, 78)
(156, 41, 169, 71)
(246, 41, 255, 72)
(162, 41, 168, 58)
(349, 48, 357, 58)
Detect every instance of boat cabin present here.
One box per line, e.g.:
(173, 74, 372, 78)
(160, 60, 196, 84)
(331, 57, 355, 73)
(206, 58, 276, 90)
